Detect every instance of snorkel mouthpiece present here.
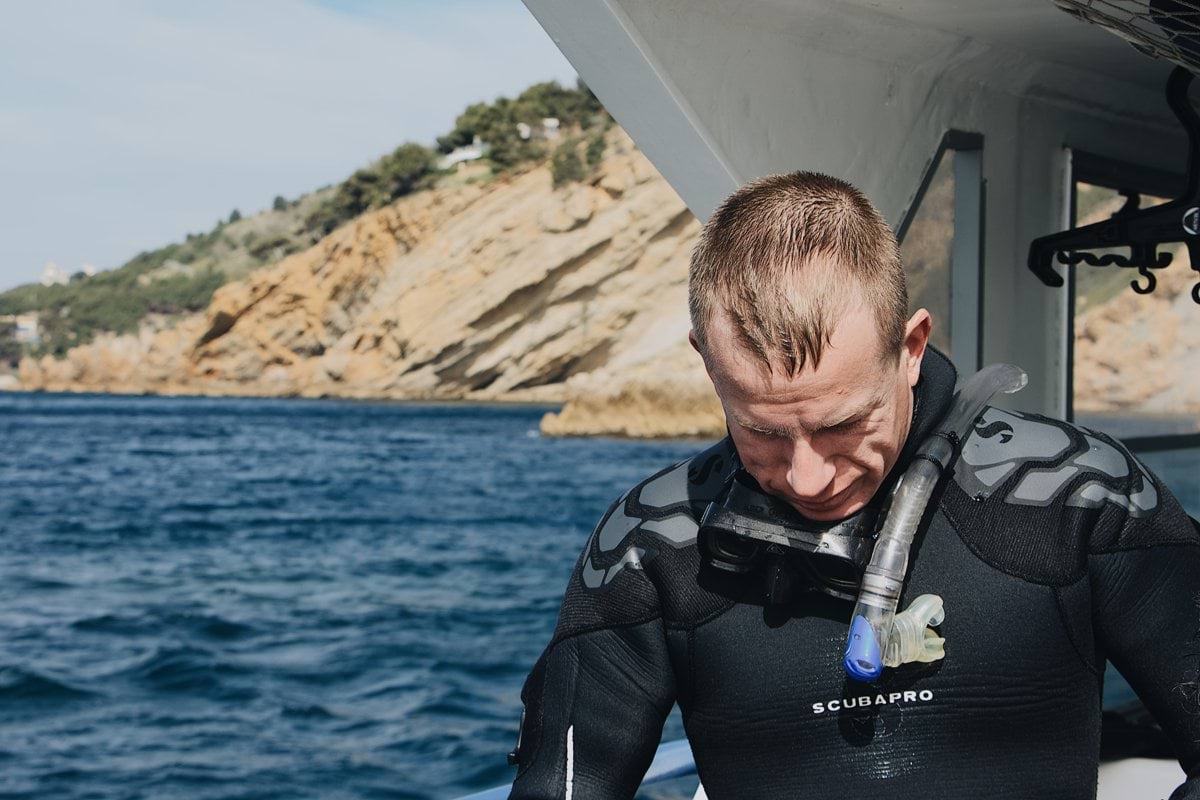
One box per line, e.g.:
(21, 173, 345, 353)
(845, 614, 883, 680)
(843, 363, 1028, 681)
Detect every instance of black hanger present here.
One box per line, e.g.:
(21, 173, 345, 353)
(1028, 67, 1200, 304)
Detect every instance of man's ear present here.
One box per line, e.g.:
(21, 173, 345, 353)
(689, 329, 721, 386)
(902, 309, 932, 388)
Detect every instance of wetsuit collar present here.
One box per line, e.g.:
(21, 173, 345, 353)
(882, 344, 958, 493)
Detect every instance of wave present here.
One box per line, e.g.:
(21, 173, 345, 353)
(120, 645, 256, 700)
(71, 611, 257, 642)
(0, 666, 96, 704)
(11, 575, 75, 591)
(279, 702, 339, 720)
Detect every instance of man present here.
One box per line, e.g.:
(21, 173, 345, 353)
(508, 172, 1200, 799)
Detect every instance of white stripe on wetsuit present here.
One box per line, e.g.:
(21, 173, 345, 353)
(565, 725, 574, 800)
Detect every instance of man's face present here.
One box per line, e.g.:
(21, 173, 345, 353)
(695, 302, 929, 522)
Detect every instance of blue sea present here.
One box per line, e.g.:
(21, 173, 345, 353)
(0, 393, 702, 800)
(2, 393, 1196, 800)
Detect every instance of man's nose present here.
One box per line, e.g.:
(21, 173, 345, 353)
(785, 434, 836, 499)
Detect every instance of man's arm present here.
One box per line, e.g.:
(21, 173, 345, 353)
(509, 496, 677, 799)
(1088, 439, 1200, 799)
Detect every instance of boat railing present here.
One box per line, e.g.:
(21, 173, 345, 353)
(453, 737, 698, 799)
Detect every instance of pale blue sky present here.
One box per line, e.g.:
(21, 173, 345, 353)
(0, 0, 576, 291)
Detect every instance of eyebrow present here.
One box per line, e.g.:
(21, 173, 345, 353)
(733, 393, 882, 437)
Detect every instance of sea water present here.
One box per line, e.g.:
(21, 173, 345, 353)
(2, 393, 1194, 799)
(0, 393, 700, 800)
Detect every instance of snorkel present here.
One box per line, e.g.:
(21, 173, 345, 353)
(843, 363, 1028, 681)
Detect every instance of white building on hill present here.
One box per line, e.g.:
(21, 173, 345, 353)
(0, 312, 40, 345)
(437, 135, 490, 170)
(39, 262, 69, 287)
(516, 117, 561, 141)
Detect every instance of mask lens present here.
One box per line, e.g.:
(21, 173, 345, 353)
(799, 553, 862, 594)
(700, 528, 761, 574)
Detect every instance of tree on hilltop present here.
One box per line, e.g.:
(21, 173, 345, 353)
(514, 80, 603, 128)
(435, 80, 605, 167)
(0, 321, 20, 367)
(306, 142, 436, 236)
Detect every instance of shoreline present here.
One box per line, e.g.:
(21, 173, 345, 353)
(0, 387, 566, 413)
(8, 389, 1193, 441)
(0, 387, 727, 442)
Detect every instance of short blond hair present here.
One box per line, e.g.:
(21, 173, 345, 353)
(688, 171, 907, 375)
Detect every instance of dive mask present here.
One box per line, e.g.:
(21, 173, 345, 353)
(698, 469, 879, 604)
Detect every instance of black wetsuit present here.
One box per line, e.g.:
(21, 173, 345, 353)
(508, 348, 1200, 799)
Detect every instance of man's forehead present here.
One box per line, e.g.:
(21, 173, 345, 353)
(704, 303, 885, 397)
(712, 364, 885, 443)
(717, 361, 880, 423)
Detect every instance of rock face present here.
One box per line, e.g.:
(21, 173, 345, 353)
(1069, 188, 1200, 420)
(1072, 241, 1200, 415)
(19, 138, 1200, 437)
(540, 340, 725, 439)
(18, 127, 725, 438)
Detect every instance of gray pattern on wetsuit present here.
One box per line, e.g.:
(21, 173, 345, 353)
(956, 408, 1073, 496)
(974, 463, 1017, 489)
(953, 408, 1158, 516)
(1063, 433, 1157, 515)
(1010, 465, 1080, 503)
(582, 546, 647, 589)
(641, 516, 699, 546)
(581, 449, 726, 590)
(597, 487, 640, 551)
(639, 460, 691, 508)
(1074, 478, 1157, 516)
(689, 444, 735, 502)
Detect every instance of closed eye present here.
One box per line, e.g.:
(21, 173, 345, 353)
(823, 416, 866, 434)
(746, 425, 790, 439)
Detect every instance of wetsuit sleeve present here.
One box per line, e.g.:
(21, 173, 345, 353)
(509, 497, 677, 799)
(1087, 446, 1200, 799)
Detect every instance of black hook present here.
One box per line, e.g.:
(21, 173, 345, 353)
(1192, 282, 1200, 304)
(1132, 266, 1157, 295)
(1131, 243, 1173, 271)
(1027, 68, 1200, 296)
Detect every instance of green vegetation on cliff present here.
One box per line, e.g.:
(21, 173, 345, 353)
(0, 259, 226, 358)
(0, 320, 20, 368)
(305, 143, 438, 237)
(1, 79, 608, 359)
(438, 79, 603, 167)
(305, 79, 606, 235)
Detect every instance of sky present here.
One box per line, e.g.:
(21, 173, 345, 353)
(0, 0, 577, 291)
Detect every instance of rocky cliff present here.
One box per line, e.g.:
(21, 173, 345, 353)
(17, 128, 727, 438)
(17, 130, 1198, 438)
(1072, 241, 1200, 416)
(1068, 189, 1200, 420)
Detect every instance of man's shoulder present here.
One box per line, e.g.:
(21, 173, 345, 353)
(588, 437, 735, 562)
(953, 405, 1157, 517)
(618, 437, 736, 519)
(944, 406, 1185, 584)
(551, 438, 738, 638)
